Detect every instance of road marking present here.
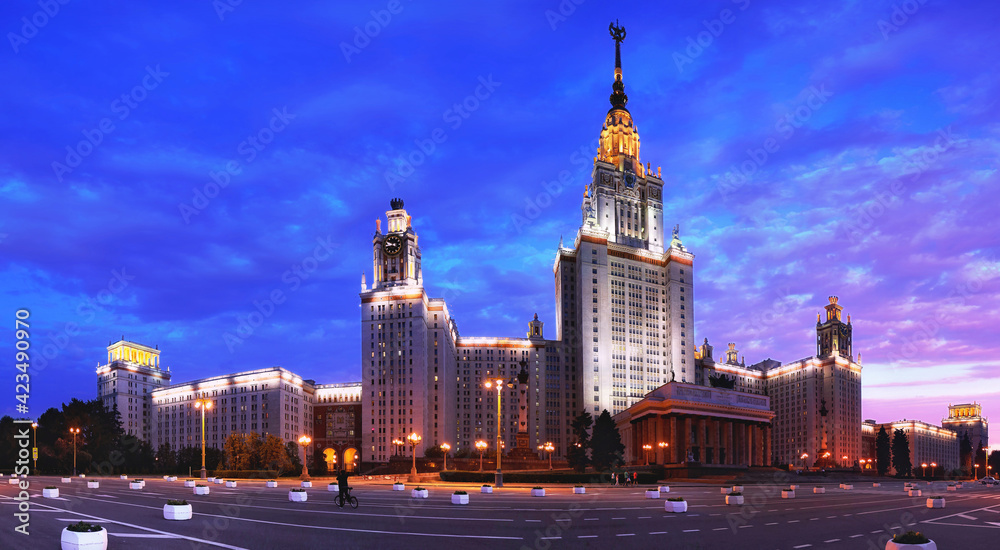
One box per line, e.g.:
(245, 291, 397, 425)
(683, 529, 699, 533)
(823, 539, 840, 543)
(525, 519, 541, 523)
(739, 525, 752, 528)
(539, 537, 561, 540)
(584, 518, 598, 521)
(788, 520, 800, 523)
(850, 535, 863, 538)
(109, 534, 179, 539)
(616, 533, 635, 537)
(578, 535, 597, 538)
(871, 530, 881, 534)
(793, 545, 812, 549)
(958, 513, 978, 520)
(638, 516, 651, 519)
(765, 522, 778, 526)
(649, 531, 667, 535)
(809, 517, 820, 521)
(612, 517, 625, 520)
(713, 528, 728, 531)
(826, 515, 838, 518)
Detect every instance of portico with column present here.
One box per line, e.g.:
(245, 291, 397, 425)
(615, 382, 774, 472)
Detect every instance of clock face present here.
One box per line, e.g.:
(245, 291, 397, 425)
(383, 234, 403, 256)
(624, 170, 636, 187)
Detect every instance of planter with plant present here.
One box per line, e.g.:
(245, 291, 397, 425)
(573, 485, 585, 494)
(873, 482, 881, 488)
(214, 478, 224, 485)
(193, 484, 210, 495)
(665, 496, 687, 513)
(908, 488, 922, 497)
(266, 480, 278, 488)
(225, 480, 237, 488)
(452, 490, 469, 505)
(732, 485, 744, 492)
(530, 487, 545, 497)
(481, 484, 493, 494)
(412, 487, 429, 499)
(61, 521, 107, 550)
(61, 477, 71, 483)
(163, 499, 192, 521)
(43, 486, 59, 498)
(289, 488, 308, 502)
(301, 481, 312, 488)
(726, 491, 744, 506)
(946, 484, 956, 492)
(658, 485, 670, 493)
(129, 480, 143, 490)
(393, 482, 405, 491)
(87, 481, 99, 489)
(782, 487, 795, 499)
(644, 489, 660, 499)
(184, 480, 196, 488)
(886, 530, 936, 550)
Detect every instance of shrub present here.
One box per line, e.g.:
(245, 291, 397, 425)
(667, 497, 685, 502)
(66, 521, 102, 533)
(135, 479, 144, 481)
(575, 485, 584, 488)
(268, 479, 276, 482)
(195, 484, 207, 487)
(481, 484, 491, 487)
(167, 499, 188, 506)
(45, 486, 57, 489)
(415, 487, 426, 491)
(892, 531, 930, 544)
(728, 491, 742, 496)
(786, 487, 795, 491)
(454, 491, 467, 495)
(329, 482, 337, 485)
(290, 488, 305, 492)
(930, 496, 944, 499)
(532, 486, 543, 490)
(210, 469, 280, 479)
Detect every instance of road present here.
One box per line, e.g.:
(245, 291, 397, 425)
(1, 475, 997, 549)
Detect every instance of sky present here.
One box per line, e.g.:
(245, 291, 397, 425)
(1, 1, 998, 429)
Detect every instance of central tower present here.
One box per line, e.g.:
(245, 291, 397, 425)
(555, 22, 695, 417)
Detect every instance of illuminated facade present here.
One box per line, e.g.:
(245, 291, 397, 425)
(555, 22, 692, 418)
(942, 402, 988, 451)
(313, 383, 363, 473)
(149, 367, 315, 451)
(96, 339, 171, 441)
(875, 419, 959, 474)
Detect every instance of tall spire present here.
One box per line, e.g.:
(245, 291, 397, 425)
(609, 20, 628, 111)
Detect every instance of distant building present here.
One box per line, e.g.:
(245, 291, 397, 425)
(875, 419, 959, 474)
(96, 339, 171, 441)
(694, 297, 863, 469)
(149, 367, 314, 452)
(942, 402, 988, 452)
(861, 419, 878, 469)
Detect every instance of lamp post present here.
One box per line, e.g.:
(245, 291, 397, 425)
(440, 443, 450, 471)
(476, 440, 487, 471)
(537, 442, 555, 470)
(392, 438, 404, 457)
(642, 444, 652, 466)
(974, 463, 980, 480)
(658, 441, 668, 464)
(69, 428, 80, 476)
(921, 463, 928, 478)
(800, 453, 809, 470)
(298, 435, 311, 480)
(30, 422, 38, 473)
(931, 462, 937, 479)
(194, 399, 212, 479)
(407, 432, 421, 482)
(484, 378, 511, 487)
(842, 455, 849, 468)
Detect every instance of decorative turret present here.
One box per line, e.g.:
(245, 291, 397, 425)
(816, 296, 852, 359)
(598, 21, 642, 173)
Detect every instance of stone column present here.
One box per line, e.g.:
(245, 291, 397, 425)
(669, 416, 679, 463)
(726, 421, 734, 465)
(682, 416, 693, 462)
(738, 423, 747, 465)
(763, 425, 772, 466)
(698, 418, 707, 463)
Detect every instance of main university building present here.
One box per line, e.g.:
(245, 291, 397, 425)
(96, 26, 869, 471)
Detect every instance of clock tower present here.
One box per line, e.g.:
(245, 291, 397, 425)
(371, 198, 422, 289)
(816, 296, 852, 359)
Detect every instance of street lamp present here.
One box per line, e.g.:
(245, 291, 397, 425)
(537, 442, 555, 470)
(842, 455, 849, 468)
(440, 443, 450, 471)
(642, 444, 653, 466)
(407, 432, 421, 482)
(298, 435, 311, 480)
(974, 463, 980, 480)
(921, 463, 928, 478)
(658, 442, 668, 464)
(484, 377, 511, 487)
(931, 462, 937, 478)
(800, 453, 809, 470)
(69, 428, 80, 476)
(193, 399, 212, 479)
(392, 438, 404, 457)
(476, 440, 488, 471)
(30, 422, 37, 473)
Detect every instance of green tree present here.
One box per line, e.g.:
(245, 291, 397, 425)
(424, 444, 444, 458)
(875, 426, 892, 476)
(223, 433, 253, 470)
(567, 410, 593, 473)
(260, 434, 292, 474)
(891, 429, 911, 477)
(285, 441, 303, 475)
(589, 410, 624, 472)
(975, 439, 988, 475)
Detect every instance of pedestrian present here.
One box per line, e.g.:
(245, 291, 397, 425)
(613, 471, 618, 486)
(632, 471, 638, 485)
(336, 469, 349, 506)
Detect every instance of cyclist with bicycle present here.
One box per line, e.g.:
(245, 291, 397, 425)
(337, 469, 350, 507)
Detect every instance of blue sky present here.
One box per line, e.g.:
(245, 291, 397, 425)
(2, 0, 998, 428)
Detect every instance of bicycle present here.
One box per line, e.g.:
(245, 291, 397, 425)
(336, 487, 359, 509)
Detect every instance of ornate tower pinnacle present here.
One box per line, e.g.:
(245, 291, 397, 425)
(609, 21, 628, 111)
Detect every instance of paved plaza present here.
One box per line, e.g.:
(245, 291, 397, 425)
(2, 476, 998, 549)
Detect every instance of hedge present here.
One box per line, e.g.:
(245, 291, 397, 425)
(209, 470, 280, 479)
(439, 470, 660, 484)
